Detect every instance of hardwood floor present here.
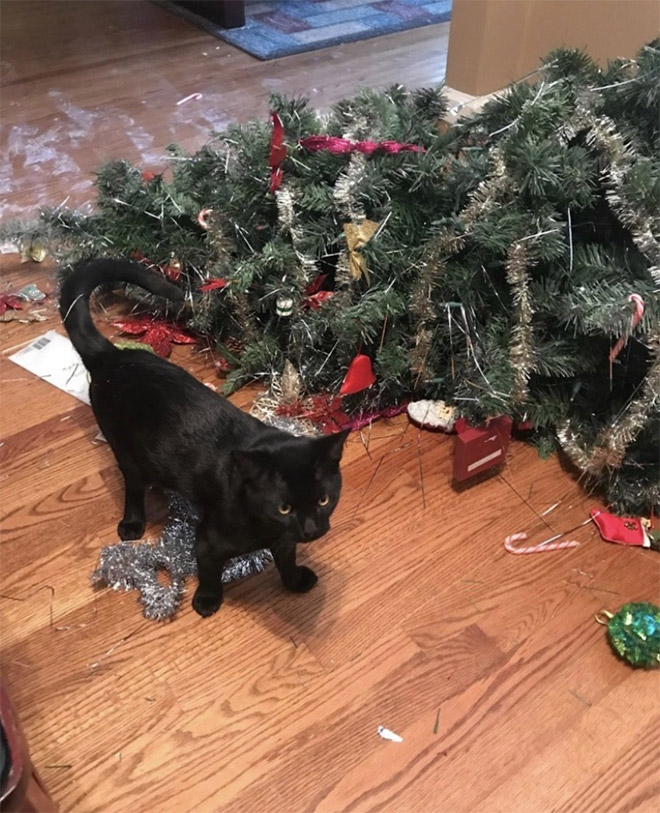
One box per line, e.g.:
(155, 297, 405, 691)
(1, 3, 659, 812)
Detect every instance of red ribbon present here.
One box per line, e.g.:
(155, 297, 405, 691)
(299, 135, 424, 156)
(269, 112, 287, 193)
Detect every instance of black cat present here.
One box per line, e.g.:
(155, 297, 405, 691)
(60, 259, 348, 617)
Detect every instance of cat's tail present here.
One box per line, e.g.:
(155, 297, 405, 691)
(59, 257, 185, 365)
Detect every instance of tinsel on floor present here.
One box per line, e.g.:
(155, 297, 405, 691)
(2, 42, 659, 515)
(92, 494, 273, 621)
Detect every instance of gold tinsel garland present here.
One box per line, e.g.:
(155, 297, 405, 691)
(333, 151, 368, 223)
(557, 330, 660, 475)
(506, 241, 535, 404)
(409, 145, 511, 384)
(558, 103, 660, 285)
(275, 183, 317, 287)
(553, 101, 660, 478)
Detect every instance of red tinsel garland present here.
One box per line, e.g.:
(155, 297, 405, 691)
(299, 135, 425, 156)
(276, 394, 408, 435)
(268, 114, 424, 192)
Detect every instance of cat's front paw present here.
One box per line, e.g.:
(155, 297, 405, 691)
(282, 565, 318, 593)
(118, 518, 146, 541)
(192, 587, 224, 618)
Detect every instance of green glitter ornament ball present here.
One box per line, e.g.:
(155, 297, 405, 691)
(599, 602, 660, 669)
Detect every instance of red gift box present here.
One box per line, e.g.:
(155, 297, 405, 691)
(453, 416, 512, 481)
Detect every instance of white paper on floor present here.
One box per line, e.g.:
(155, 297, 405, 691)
(10, 330, 91, 404)
(377, 726, 403, 743)
(10, 331, 109, 442)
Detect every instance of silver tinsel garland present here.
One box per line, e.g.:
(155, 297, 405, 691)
(93, 493, 273, 621)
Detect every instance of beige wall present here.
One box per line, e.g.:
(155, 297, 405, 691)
(446, 0, 660, 95)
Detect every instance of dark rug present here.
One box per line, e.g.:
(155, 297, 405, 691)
(159, 0, 452, 61)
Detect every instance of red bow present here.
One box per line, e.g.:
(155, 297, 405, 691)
(269, 112, 287, 193)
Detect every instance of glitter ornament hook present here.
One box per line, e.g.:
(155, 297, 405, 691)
(595, 610, 614, 625)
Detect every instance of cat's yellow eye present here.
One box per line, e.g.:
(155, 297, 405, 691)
(278, 503, 292, 515)
(318, 495, 330, 507)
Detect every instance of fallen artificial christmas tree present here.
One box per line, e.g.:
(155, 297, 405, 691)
(2, 42, 658, 515)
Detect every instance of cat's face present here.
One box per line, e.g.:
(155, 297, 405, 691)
(232, 430, 349, 542)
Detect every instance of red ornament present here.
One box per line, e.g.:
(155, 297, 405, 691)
(305, 274, 327, 295)
(269, 112, 287, 193)
(199, 278, 228, 293)
(113, 315, 196, 358)
(162, 263, 182, 282)
(303, 274, 334, 309)
(306, 290, 334, 310)
(141, 170, 156, 182)
(340, 354, 376, 395)
(0, 294, 24, 316)
(214, 357, 232, 373)
(590, 509, 648, 547)
(453, 416, 512, 482)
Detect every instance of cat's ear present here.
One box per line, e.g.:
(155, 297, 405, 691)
(315, 428, 350, 464)
(231, 449, 272, 481)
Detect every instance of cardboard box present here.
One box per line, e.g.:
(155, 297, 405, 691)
(446, 0, 659, 96)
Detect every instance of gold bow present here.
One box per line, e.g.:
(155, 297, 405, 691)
(344, 219, 379, 283)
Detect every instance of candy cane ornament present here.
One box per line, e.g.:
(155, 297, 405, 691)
(198, 208, 213, 230)
(505, 517, 593, 554)
(609, 294, 645, 362)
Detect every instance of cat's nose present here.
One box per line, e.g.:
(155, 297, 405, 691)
(302, 519, 322, 542)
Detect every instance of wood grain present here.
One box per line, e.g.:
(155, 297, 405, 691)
(1, 3, 659, 812)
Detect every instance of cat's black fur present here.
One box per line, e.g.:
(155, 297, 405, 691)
(60, 259, 348, 617)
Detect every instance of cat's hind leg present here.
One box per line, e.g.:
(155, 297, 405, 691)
(118, 468, 146, 541)
(97, 420, 147, 540)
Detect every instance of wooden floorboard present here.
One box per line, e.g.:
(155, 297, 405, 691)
(1, 2, 658, 812)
